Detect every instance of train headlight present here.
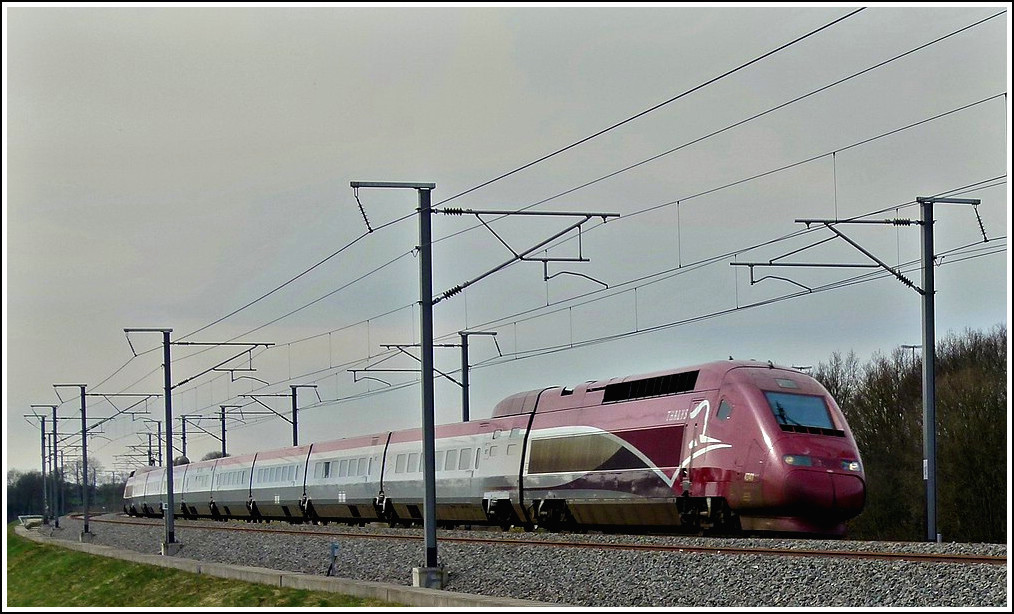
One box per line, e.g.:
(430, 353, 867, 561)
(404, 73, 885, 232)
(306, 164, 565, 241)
(783, 454, 812, 466)
(841, 460, 861, 472)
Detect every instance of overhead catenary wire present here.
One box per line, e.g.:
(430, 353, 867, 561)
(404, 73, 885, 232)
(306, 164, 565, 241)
(84, 13, 1004, 405)
(170, 177, 1005, 438)
(469, 237, 1007, 368)
(179, 210, 417, 342)
(462, 177, 1006, 334)
(433, 8, 867, 207)
(536, 93, 1005, 256)
(510, 93, 1004, 274)
(67, 11, 1003, 462)
(156, 168, 1006, 425)
(113, 158, 1005, 456)
(189, 236, 1004, 449)
(87, 213, 418, 399)
(428, 10, 1005, 247)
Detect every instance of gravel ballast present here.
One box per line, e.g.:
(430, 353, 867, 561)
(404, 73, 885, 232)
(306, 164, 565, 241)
(40, 515, 1008, 607)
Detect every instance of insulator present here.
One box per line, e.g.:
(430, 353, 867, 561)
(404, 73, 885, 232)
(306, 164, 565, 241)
(443, 285, 464, 299)
(442, 208, 464, 216)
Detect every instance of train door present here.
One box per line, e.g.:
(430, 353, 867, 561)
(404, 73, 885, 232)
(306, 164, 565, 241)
(463, 422, 493, 524)
(684, 397, 709, 495)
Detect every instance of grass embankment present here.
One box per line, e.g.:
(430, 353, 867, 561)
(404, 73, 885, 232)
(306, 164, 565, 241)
(6, 524, 399, 607)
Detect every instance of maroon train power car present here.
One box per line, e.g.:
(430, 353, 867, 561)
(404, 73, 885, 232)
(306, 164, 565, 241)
(124, 359, 867, 536)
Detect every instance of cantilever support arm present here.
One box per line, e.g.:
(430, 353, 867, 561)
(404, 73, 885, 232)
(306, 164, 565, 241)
(381, 345, 462, 387)
(179, 417, 224, 443)
(818, 222, 924, 294)
(241, 396, 293, 424)
(433, 209, 619, 304)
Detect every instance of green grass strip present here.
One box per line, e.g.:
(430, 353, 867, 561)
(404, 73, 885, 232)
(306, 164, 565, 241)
(6, 524, 400, 607)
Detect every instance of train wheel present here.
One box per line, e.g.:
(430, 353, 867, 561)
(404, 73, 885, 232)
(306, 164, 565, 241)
(495, 503, 514, 531)
(485, 500, 515, 531)
(384, 508, 399, 529)
(705, 499, 741, 536)
(535, 500, 572, 532)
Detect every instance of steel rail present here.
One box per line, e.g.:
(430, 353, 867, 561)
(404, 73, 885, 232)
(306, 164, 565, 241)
(84, 515, 1006, 567)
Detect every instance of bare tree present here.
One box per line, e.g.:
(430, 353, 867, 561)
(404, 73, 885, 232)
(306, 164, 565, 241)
(814, 324, 1006, 543)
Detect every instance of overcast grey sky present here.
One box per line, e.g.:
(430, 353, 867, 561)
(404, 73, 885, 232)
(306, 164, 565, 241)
(4, 4, 1010, 478)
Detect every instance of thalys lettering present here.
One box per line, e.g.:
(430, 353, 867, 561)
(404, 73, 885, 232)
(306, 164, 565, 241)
(123, 360, 866, 536)
(664, 408, 688, 422)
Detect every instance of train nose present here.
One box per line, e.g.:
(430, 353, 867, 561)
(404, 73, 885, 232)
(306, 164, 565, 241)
(782, 469, 866, 518)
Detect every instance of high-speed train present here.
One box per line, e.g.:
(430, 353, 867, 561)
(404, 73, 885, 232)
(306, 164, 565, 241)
(123, 360, 866, 536)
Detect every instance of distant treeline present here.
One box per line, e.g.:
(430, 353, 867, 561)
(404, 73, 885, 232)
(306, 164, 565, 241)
(6, 471, 125, 524)
(814, 324, 1006, 543)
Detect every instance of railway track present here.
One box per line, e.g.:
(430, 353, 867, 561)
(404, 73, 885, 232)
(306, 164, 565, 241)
(86, 514, 1006, 567)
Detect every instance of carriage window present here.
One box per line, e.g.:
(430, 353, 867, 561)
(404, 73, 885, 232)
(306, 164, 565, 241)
(445, 449, 458, 471)
(408, 453, 419, 473)
(458, 448, 471, 470)
(338, 459, 348, 477)
(492, 429, 502, 439)
(510, 428, 521, 438)
(717, 400, 733, 420)
(368, 457, 375, 476)
(475, 449, 481, 469)
(435, 450, 444, 471)
(507, 444, 518, 456)
(395, 454, 407, 474)
(489, 446, 498, 458)
(357, 458, 367, 476)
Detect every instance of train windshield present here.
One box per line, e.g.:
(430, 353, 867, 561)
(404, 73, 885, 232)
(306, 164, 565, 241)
(764, 392, 834, 430)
